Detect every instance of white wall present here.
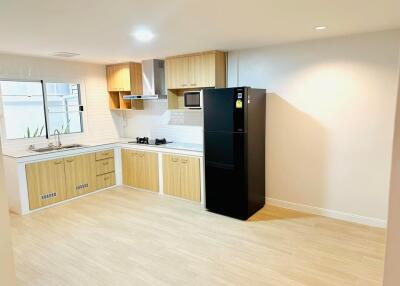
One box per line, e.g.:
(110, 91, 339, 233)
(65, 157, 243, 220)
(228, 30, 400, 226)
(0, 53, 121, 150)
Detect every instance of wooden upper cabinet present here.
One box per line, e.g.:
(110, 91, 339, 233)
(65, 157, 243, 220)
(165, 51, 226, 89)
(106, 62, 142, 93)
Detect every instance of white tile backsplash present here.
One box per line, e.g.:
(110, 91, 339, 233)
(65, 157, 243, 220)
(122, 100, 203, 144)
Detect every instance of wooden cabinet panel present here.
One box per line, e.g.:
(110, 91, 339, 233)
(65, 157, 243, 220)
(163, 154, 181, 197)
(133, 151, 146, 189)
(163, 154, 200, 202)
(96, 172, 116, 190)
(95, 149, 114, 161)
(118, 63, 131, 91)
(180, 157, 201, 202)
(144, 151, 159, 192)
(122, 149, 134, 186)
(64, 153, 96, 199)
(107, 63, 131, 92)
(122, 149, 159, 192)
(26, 159, 67, 210)
(96, 158, 115, 175)
(166, 57, 189, 89)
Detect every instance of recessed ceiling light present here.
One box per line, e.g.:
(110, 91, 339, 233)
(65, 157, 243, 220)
(52, 52, 80, 58)
(314, 26, 327, 31)
(133, 27, 155, 43)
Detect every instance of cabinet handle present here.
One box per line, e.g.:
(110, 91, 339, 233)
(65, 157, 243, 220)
(181, 159, 188, 163)
(66, 159, 74, 163)
(54, 161, 63, 165)
(172, 157, 179, 162)
(102, 152, 110, 156)
(104, 176, 110, 181)
(103, 162, 109, 166)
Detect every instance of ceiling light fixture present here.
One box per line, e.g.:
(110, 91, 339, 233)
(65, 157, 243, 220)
(52, 52, 80, 58)
(133, 27, 155, 43)
(314, 26, 327, 31)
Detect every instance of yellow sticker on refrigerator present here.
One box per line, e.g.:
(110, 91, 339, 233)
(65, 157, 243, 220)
(236, 99, 243, 109)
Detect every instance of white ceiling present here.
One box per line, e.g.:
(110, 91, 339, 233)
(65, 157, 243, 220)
(1, 0, 399, 64)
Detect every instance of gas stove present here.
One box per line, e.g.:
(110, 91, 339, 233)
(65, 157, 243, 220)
(128, 137, 171, 146)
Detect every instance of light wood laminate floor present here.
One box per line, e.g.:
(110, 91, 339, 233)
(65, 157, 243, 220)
(10, 187, 385, 286)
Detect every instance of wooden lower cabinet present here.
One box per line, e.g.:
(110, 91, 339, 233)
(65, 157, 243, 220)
(26, 150, 116, 210)
(122, 149, 159, 192)
(26, 158, 67, 210)
(64, 153, 97, 199)
(163, 154, 200, 202)
(96, 172, 116, 189)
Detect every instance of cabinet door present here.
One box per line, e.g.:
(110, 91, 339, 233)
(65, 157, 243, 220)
(165, 57, 189, 89)
(26, 159, 67, 210)
(180, 156, 201, 202)
(144, 152, 159, 192)
(177, 56, 190, 88)
(122, 149, 135, 186)
(133, 151, 146, 189)
(106, 63, 131, 91)
(106, 65, 118, 91)
(118, 63, 131, 91)
(64, 153, 96, 199)
(162, 154, 181, 197)
(188, 55, 201, 88)
(165, 57, 179, 89)
(199, 53, 216, 87)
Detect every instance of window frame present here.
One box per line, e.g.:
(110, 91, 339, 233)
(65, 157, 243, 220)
(0, 78, 87, 143)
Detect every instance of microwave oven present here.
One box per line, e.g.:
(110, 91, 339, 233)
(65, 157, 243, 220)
(183, 90, 202, 109)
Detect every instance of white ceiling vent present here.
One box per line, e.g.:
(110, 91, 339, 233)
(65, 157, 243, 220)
(52, 52, 80, 58)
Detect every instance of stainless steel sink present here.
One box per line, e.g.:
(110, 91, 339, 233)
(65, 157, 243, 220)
(32, 144, 86, 153)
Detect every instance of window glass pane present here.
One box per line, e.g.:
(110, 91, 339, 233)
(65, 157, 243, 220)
(0, 81, 46, 139)
(45, 83, 83, 135)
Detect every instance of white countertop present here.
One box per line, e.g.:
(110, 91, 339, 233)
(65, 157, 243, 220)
(3, 139, 203, 160)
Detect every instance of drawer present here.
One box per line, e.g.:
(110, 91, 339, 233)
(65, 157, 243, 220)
(95, 149, 114, 161)
(96, 172, 116, 190)
(96, 158, 115, 175)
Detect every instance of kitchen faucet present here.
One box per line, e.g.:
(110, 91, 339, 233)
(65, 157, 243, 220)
(54, 129, 62, 147)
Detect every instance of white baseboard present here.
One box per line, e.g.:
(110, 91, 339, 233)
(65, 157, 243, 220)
(266, 198, 387, 228)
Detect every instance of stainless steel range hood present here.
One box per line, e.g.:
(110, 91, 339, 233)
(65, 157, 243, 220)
(123, 59, 166, 100)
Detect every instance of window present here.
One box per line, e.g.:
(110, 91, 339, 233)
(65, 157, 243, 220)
(0, 80, 83, 139)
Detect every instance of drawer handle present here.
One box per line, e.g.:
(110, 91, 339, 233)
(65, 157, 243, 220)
(104, 176, 110, 181)
(66, 159, 74, 163)
(181, 159, 188, 163)
(54, 161, 63, 165)
(172, 157, 179, 162)
(103, 162, 109, 165)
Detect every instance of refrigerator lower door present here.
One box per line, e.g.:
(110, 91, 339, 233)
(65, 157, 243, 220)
(204, 131, 248, 219)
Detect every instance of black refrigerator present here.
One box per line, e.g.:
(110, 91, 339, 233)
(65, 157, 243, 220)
(203, 87, 266, 220)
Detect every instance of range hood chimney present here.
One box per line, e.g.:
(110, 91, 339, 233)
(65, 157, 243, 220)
(123, 59, 166, 100)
